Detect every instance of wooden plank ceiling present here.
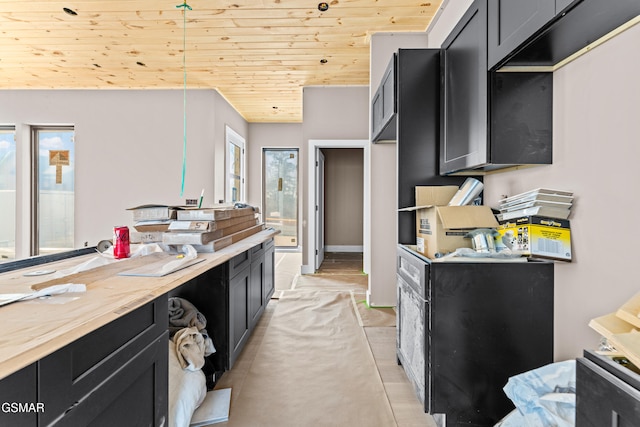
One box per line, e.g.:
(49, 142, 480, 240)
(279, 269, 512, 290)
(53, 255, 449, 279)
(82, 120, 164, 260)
(0, 0, 443, 123)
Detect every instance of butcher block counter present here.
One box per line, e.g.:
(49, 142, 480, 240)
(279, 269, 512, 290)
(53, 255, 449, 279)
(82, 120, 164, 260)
(0, 228, 277, 379)
(0, 228, 277, 426)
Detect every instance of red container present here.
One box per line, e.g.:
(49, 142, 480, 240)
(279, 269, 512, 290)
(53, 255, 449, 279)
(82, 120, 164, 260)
(113, 226, 130, 259)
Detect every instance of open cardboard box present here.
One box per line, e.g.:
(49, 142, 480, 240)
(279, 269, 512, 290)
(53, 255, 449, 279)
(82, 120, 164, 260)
(400, 186, 498, 259)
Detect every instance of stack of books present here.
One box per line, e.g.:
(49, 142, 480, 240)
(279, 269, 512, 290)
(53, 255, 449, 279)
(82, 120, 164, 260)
(496, 188, 573, 221)
(127, 204, 180, 243)
(163, 205, 263, 252)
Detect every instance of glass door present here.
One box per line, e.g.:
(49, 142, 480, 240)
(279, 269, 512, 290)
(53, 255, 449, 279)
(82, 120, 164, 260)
(263, 149, 298, 248)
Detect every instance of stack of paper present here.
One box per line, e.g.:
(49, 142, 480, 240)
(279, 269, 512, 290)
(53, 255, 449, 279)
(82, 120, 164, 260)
(496, 188, 573, 221)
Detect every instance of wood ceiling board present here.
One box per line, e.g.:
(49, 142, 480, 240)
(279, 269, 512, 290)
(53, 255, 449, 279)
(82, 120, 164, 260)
(0, 0, 442, 122)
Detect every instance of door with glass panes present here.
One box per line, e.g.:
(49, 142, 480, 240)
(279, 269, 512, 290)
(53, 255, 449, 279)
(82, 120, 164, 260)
(263, 149, 298, 248)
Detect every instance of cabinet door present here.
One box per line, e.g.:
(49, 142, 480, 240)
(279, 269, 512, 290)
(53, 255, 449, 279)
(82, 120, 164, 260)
(487, 0, 555, 69)
(371, 87, 384, 138)
(47, 333, 169, 427)
(39, 297, 168, 426)
(440, 0, 488, 175)
(249, 253, 265, 329)
(229, 266, 250, 369)
(0, 364, 38, 426)
(396, 274, 429, 412)
(263, 240, 275, 302)
(371, 54, 397, 142)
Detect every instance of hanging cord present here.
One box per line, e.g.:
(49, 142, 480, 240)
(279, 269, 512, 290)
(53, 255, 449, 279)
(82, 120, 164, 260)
(176, 1, 192, 197)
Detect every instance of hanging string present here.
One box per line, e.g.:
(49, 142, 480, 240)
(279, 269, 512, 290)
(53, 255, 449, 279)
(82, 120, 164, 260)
(176, 1, 192, 197)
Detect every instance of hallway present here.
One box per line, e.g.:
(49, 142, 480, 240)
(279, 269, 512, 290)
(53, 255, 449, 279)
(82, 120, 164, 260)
(211, 252, 437, 426)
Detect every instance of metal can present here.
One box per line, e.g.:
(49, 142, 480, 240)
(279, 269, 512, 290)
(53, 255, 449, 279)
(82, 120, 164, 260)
(113, 226, 130, 259)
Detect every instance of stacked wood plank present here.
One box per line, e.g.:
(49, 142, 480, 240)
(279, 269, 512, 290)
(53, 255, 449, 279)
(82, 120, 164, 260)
(128, 204, 264, 252)
(589, 293, 640, 368)
(164, 206, 263, 252)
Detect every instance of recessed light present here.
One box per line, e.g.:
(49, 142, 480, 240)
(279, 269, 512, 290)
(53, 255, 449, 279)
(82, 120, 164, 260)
(63, 7, 78, 16)
(318, 2, 329, 12)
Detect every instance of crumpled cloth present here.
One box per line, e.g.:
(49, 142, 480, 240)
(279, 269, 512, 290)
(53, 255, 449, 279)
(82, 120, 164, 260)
(168, 296, 207, 332)
(173, 326, 206, 371)
(199, 328, 216, 357)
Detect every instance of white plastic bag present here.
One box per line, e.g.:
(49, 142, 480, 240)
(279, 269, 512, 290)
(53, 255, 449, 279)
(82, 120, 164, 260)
(495, 360, 576, 427)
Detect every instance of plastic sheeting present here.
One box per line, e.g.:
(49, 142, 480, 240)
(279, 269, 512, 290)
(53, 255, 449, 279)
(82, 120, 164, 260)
(495, 360, 576, 427)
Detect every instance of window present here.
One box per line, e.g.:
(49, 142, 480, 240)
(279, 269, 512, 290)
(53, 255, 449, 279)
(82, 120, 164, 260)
(0, 126, 16, 261)
(225, 126, 245, 203)
(32, 126, 75, 256)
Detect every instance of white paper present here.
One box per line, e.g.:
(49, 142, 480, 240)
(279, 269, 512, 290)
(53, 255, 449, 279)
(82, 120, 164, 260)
(189, 388, 231, 426)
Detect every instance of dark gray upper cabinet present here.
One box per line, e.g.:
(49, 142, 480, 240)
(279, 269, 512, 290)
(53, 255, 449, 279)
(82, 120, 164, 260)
(371, 55, 397, 142)
(497, 0, 640, 68)
(440, 0, 553, 175)
(487, 0, 556, 70)
(440, 1, 488, 174)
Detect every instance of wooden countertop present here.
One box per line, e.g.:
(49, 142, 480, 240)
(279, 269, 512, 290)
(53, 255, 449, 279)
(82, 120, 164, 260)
(0, 229, 278, 380)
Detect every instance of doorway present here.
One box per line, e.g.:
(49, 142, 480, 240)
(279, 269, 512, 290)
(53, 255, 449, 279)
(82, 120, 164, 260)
(305, 140, 369, 274)
(263, 148, 299, 248)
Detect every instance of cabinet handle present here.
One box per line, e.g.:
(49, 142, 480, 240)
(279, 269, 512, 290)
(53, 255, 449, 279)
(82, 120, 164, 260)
(611, 410, 619, 427)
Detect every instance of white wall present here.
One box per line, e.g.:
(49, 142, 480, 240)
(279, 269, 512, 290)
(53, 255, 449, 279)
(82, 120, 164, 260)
(1, 89, 247, 255)
(301, 86, 370, 270)
(246, 122, 304, 241)
(429, 2, 640, 360)
(368, 33, 429, 306)
(486, 23, 640, 360)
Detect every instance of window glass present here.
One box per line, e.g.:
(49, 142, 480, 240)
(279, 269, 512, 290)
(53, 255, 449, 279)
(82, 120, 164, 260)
(0, 126, 16, 261)
(35, 127, 75, 256)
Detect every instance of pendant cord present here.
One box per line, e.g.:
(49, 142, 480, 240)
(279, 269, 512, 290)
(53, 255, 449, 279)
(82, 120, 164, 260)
(176, 1, 192, 197)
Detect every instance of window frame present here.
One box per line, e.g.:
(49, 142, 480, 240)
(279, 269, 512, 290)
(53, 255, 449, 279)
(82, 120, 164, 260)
(225, 125, 246, 204)
(30, 125, 75, 256)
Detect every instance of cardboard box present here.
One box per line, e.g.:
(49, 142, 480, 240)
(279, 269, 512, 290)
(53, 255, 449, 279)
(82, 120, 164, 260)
(497, 215, 572, 261)
(401, 186, 498, 259)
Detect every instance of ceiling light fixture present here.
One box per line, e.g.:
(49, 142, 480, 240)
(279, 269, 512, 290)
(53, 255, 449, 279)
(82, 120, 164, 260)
(318, 2, 329, 12)
(63, 7, 78, 16)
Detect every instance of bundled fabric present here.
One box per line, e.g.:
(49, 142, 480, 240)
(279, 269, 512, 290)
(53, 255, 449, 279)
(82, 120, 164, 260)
(173, 326, 206, 371)
(168, 296, 207, 334)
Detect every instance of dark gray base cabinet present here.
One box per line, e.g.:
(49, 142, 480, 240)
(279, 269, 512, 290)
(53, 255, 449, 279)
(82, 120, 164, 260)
(577, 351, 640, 426)
(396, 244, 554, 426)
(170, 238, 275, 373)
(0, 296, 169, 427)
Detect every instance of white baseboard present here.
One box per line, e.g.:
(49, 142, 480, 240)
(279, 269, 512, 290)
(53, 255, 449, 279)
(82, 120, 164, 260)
(324, 245, 363, 253)
(300, 264, 315, 275)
